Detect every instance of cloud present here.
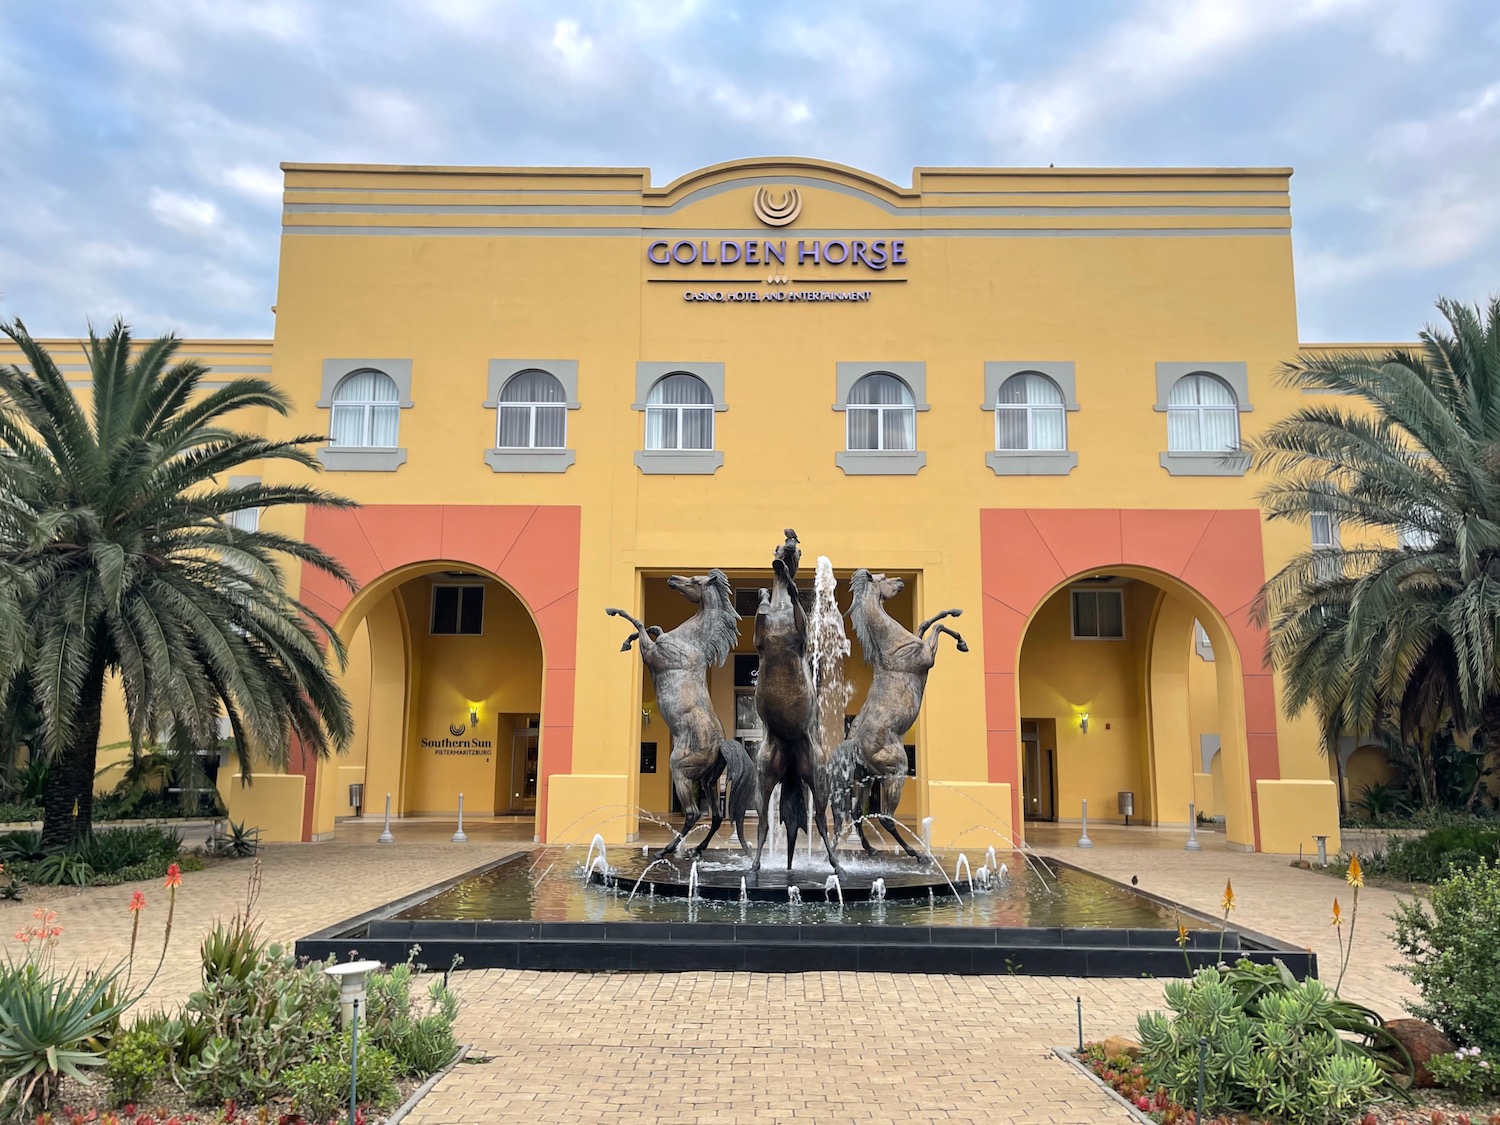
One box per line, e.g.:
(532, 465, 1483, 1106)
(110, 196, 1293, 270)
(1, 0, 1496, 342)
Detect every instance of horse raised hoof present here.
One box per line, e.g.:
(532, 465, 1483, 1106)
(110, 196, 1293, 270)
(956, 639, 969, 652)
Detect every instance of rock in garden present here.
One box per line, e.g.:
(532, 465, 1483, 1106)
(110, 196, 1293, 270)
(1382, 1018, 1455, 1087)
(1101, 1036, 1142, 1060)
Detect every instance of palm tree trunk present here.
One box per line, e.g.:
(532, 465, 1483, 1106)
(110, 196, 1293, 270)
(40, 647, 107, 850)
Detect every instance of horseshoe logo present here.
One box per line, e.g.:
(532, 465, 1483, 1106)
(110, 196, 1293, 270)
(448, 723, 467, 738)
(752, 186, 802, 227)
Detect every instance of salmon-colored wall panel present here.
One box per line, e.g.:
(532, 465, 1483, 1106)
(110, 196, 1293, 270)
(981, 596, 1029, 670)
(1120, 510, 1215, 578)
(1025, 508, 1124, 578)
(1178, 510, 1267, 617)
(438, 505, 535, 578)
(533, 590, 580, 670)
(542, 668, 577, 730)
(502, 506, 585, 613)
(353, 507, 446, 573)
(1242, 674, 1279, 737)
(979, 510, 1065, 612)
(983, 672, 1017, 735)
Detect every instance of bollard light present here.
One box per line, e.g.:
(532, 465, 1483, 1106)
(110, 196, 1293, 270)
(450, 792, 468, 846)
(325, 960, 381, 1125)
(1077, 799, 1093, 848)
(1185, 801, 1202, 852)
(1313, 834, 1329, 867)
(377, 793, 395, 845)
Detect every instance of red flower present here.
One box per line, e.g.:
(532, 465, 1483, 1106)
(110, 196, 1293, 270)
(128, 892, 146, 913)
(163, 863, 181, 889)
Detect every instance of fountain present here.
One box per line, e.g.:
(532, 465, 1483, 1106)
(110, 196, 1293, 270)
(297, 529, 1318, 980)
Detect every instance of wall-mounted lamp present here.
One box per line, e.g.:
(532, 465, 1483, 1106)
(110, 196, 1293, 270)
(1079, 712, 1090, 734)
(468, 704, 480, 728)
(641, 705, 652, 730)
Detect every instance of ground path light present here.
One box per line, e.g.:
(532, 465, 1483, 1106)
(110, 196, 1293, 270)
(1185, 802, 1202, 851)
(452, 792, 468, 843)
(377, 793, 395, 845)
(1076, 799, 1092, 848)
(325, 959, 382, 1125)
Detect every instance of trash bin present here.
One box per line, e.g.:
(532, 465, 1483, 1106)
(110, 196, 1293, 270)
(1118, 791, 1135, 826)
(348, 782, 365, 817)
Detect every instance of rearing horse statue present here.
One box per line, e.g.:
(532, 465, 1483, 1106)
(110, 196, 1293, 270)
(833, 569, 967, 859)
(606, 571, 756, 859)
(751, 530, 844, 877)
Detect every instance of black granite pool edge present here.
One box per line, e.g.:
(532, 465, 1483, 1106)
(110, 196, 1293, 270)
(294, 851, 1318, 979)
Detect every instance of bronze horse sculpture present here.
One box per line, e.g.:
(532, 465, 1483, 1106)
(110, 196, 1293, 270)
(606, 571, 756, 859)
(833, 569, 967, 859)
(750, 530, 844, 877)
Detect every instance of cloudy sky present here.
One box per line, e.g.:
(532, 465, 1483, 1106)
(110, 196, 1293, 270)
(1, 0, 1497, 342)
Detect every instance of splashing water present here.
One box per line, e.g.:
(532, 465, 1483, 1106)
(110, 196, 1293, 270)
(986, 845, 998, 874)
(809, 557, 854, 762)
(870, 878, 886, 902)
(787, 886, 802, 904)
(954, 853, 972, 893)
(687, 861, 700, 901)
(739, 877, 748, 904)
(824, 874, 843, 907)
(920, 817, 933, 852)
(582, 834, 608, 882)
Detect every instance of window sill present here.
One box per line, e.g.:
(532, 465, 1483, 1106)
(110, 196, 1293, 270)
(986, 450, 1078, 476)
(634, 449, 724, 475)
(316, 446, 408, 472)
(835, 450, 926, 476)
(1158, 451, 1251, 477)
(484, 448, 576, 473)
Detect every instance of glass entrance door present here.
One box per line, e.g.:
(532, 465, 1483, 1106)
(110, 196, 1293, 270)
(511, 719, 539, 813)
(1021, 719, 1055, 821)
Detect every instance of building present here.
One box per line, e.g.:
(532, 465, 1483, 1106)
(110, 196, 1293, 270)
(5, 157, 1389, 853)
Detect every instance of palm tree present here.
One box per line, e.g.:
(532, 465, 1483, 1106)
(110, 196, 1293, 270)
(0, 319, 356, 847)
(1252, 296, 1500, 809)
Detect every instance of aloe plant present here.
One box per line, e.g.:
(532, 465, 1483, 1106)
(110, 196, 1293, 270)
(0, 962, 130, 1115)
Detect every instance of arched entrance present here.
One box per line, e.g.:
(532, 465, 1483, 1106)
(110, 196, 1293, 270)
(1014, 569, 1249, 840)
(979, 508, 1278, 850)
(294, 505, 580, 841)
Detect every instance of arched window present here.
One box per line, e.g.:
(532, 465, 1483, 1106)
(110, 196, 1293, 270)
(846, 372, 915, 452)
(329, 369, 400, 448)
(1167, 373, 1239, 453)
(646, 373, 714, 451)
(996, 373, 1066, 451)
(497, 369, 566, 449)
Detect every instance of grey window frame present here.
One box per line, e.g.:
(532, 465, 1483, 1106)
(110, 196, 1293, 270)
(632, 362, 726, 475)
(1070, 587, 1126, 640)
(430, 583, 485, 636)
(983, 361, 1079, 476)
(833, 362, 927, 476)
(1155, 362, 1252, 477)
(483, 359, 580, 473)
(316, 358, 413, 472)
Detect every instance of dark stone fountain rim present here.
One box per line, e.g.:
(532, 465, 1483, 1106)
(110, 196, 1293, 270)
(293, 848, 1319, 979)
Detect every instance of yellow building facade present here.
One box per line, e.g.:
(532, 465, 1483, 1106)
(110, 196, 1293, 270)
(8, 157, 1383, 853)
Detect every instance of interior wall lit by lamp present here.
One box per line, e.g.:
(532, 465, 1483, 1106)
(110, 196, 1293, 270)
(1078, 712, 1090, 734)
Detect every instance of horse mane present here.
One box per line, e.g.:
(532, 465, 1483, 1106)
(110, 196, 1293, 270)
(697, 569, 741, 667)
(847, 568, 881, 664)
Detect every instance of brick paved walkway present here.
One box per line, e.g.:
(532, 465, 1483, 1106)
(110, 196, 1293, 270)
(1, 817, 1423, 1124)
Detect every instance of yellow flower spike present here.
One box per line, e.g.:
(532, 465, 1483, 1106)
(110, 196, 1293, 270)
(1221, 877, 1235, 913)
(1176, 919, 1190, 948)
(1346, 853, 1364, 889)
(1330, 897, 1342, 926)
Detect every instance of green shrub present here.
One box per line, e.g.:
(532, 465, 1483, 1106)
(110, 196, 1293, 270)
(285, 1033, 399, 1121)
(104, 1024, 171, 1105)
(1136, 960, 1399, 1125)
(1428, 1047, 1500, 1102)
(1393, 858, 1500, 1050)
(0, 831, 44, 864)
(364, 956, 460, 1075)
(0, 961, 131, 1115)
(1386, 825, 1500, 883)
(0, 803, 40, 826)
(178, 917, 339, 1105)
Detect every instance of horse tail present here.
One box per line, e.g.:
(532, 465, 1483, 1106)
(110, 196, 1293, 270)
(721, 738, 757, 825)
(780, 777, 808, 840)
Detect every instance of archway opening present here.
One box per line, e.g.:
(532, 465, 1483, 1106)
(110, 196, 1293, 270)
(1015, 566, 1253, 846)
(319, 561, 546, 829)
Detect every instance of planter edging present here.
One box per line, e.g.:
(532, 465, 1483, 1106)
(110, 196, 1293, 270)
(1050, 1046, 1157, 1125)
(382, 1043, 471, 1125)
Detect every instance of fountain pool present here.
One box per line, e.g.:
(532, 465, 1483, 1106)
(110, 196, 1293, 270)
(296, 845, 1317, 978)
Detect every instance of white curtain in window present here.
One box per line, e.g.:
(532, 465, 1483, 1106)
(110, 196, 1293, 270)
(497, 370, 566, 448)
(1167, 374, 1238, 452)
(329, 369, 400, 448)
(847, 373, 915, 451)
(646, 373, 714, 451)
(996, 373, 1065, 451)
